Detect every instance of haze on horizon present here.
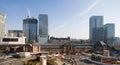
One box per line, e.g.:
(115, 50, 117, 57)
(0, 0, 120, 39)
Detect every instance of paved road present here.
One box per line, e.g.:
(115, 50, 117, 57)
(0, 54, 96, 65)
(55, 58, 71, 65)
(64, 54, 96, 65)
(0, 58, 23, 65)
(0, 57, 36, 65)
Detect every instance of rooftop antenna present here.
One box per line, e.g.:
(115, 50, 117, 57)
(27, 8, 31, 18)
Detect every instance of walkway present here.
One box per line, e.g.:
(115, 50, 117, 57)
(55, 58, 71, 65)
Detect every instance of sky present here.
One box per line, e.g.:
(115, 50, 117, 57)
(0, 0, 120, 39)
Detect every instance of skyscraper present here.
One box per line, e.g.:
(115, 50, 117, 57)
(0, 13, 6, 37)
(104, 23, 115, 47)
(38, 14, 48, 43)
(92, 27, 104, 43)
(89, 16, 104, 43)
(23, 18, 38, 43)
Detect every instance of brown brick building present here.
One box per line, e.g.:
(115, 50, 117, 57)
(0, 41, 93, 54)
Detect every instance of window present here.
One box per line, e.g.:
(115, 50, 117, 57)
(3, 38, 18, 42)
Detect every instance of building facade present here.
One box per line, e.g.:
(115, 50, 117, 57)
(89, 16, 104, 43)
(0, 13, 6, 38)
(0, 37, 26, 45)
(92, 27, 104, 43)
(104, 23, 115, 47)
(49, 36, 70, 43)
(38, 14, 48, 43)
(23, 18, 38, 43)
(8, 30, 24, 37)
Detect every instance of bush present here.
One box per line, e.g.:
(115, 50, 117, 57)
(95, 56, 102, 62)
(91, 54, 95, 60)
(47, 58, 56, 65)
(91, 54, 102, 62)
(87, 50, 94, 53)
(24, 59, 40, 65)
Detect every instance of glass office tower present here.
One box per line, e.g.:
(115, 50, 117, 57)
(38, 14, 48, 43)
(23, 18, 38, 43)
(89, 16, 104, 43)
(104, 23, 115, 47)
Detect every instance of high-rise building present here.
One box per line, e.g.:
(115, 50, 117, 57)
(104, 23, 115, 47)
(0, 13, 6, 38)
(92, 27, 104, 43)
(89, 16, 104, 43)
(38, 14, 48, 43)
(23, 18, 38, 43)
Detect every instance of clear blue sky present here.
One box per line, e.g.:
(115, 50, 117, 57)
(0, 0, 120, 39)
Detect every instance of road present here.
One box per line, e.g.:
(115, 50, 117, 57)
(64, 54, 96, 65)
(55, 58, 71, 65)
(0, 56, 36, 65)
(0, 58, 23, 65)
(0, 53, 96, 65)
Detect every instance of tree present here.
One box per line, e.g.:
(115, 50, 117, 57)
(91, 54, 96, 60)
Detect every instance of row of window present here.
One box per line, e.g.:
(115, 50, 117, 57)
(2, 38, 18, 42)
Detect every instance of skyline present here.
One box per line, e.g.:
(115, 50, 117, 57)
(0, 0, 120, 39)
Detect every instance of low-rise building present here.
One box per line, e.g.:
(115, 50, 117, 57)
(0, 40, 93, 54)
(93, 41, 108, 51)
(49, 36, 70, 44)
(8, 30, 24, 37)
(0, 37, 26, 45)
(63, 41, 93, 53)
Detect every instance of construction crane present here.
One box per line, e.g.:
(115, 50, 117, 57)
(27, 8, 31, 18)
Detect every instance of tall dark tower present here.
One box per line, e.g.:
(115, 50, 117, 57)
(104, 23, 115, 47)
(23, 18, 38, 43)
(38, 14, 48, 43)
(89, 16, 104, 44)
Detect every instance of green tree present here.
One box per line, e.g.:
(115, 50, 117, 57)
(91, 54, 96, 60)
(95, 56, 102, 62)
